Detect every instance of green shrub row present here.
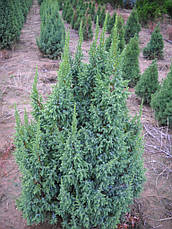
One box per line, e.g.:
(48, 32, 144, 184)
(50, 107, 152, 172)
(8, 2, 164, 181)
(14, 20, 145, 228)
(36, 0, 65, 59)
(61, 0, 94, 41)
(0, 0, 33, 49)
(135, 60, 172, 128)
(136, 0, 172, 25)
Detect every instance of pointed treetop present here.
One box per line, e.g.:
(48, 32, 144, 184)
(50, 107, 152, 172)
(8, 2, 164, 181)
(58, 31, 71, 87)
(99, 13, 108, 49)
(89, 16, 99, 58)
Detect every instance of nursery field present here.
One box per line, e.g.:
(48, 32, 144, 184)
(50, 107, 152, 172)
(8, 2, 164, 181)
(0, 0, 172, 229)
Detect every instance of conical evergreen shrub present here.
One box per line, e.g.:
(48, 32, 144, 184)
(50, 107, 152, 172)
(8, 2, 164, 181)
(94, 5, 101, 23)
(143, 24, 164, 60)
(107, 11, 116, 33)
(83, 15, 93, 41)
(135, 60, 159, 104)
(106, 14, 125, 54)
(59, 18, 145, 228)
(37, 0, 65, 59)
(14, 33, 74, 225)
(151, 63, 172, 127)
(124, 8, 141, 44)
(99, 6, 106, 28)
(65, 5, 73, 24)
(120, 35, 140, 87)
(14, 18, 145, 228)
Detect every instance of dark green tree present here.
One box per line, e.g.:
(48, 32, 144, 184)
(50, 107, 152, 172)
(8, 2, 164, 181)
(0, 0, 32, 49)
(37, 0, 65, 59)
(135, 60, 160, 104)
(83, 15, 93, 41)
(94, 5, 101, 23)
(74, 15, 82, 31)
(65, 5, 73, 24)
(106, 14, 125, 54)
(143, 24, 164, 60)
(99, 6, 106, 28)
(124, 8, 141, 44)
(107, 11, 116, 33)
(120, 35, 140, 87)
(151, 63, 172, 127)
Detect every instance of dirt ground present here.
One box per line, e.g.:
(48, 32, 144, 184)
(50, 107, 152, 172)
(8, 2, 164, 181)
(0, 0, 172, 228)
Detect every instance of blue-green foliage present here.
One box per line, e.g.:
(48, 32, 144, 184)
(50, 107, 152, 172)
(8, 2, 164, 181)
(14, 17, 145, 228)
(0, 0, 33, 49)
(37, 0, 65, 59)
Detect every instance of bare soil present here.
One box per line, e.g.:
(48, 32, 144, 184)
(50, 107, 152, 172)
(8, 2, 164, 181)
(0, 1, 172, 229)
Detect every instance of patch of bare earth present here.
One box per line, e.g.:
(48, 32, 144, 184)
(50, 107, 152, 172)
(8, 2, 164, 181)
(0, 1, 172, 228)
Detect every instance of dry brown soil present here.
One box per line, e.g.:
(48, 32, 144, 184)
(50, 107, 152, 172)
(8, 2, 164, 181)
(0, 1, 172, 229)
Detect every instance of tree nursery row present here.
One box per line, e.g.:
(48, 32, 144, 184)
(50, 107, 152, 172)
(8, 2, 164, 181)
(0, 0, 33, 49)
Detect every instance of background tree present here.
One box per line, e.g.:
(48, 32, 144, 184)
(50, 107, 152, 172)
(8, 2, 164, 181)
(120, 35, 140, 87)
(106, 14, 125, 53)
(124, 8, 141, 44)
(143, 24, 164, 60)
(37, 0, 65, 59)
(135, 60, 159, 104)
(151, 63, 172, 127)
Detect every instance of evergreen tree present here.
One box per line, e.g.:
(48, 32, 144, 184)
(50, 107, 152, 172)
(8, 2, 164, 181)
(99, 6, 106, 28)
(14, 33, 74, 225)
(74, 15, 82, 31)
(65, 4, 73, 24)
(91, 1, 95, 20)
(124, 8, 141, 44)
(59, 18, 145, 228)
(0, 0, 32, 49)
(143, 24, 164, 60)
(83, 15, 93, 41)
(120, 35, 140, 87)
(135, 60, 159, 104)
(151, 63, 172, 127)
(37, 0, 65, 59)
(94, 5, 101, 24)
(14, 16, 145, 228)
(107, 11, 116, 33)
(71, 12, 76, 29)
(106, 14, 125, 54)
